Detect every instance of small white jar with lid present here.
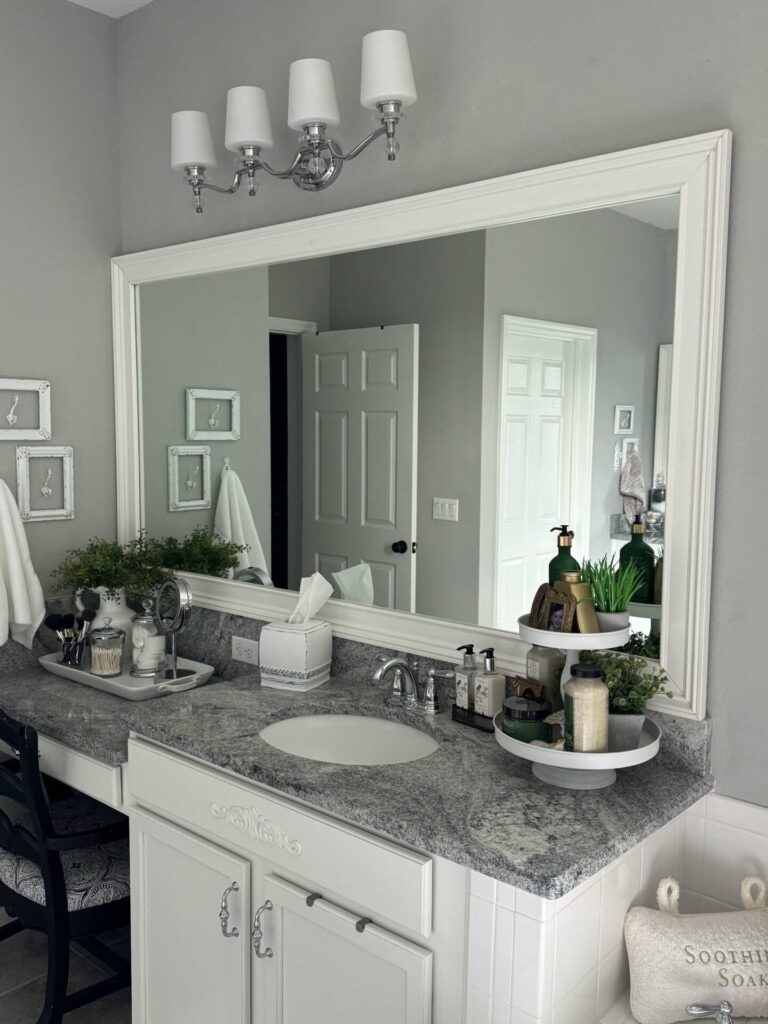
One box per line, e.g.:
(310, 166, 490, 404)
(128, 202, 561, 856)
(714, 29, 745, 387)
(563, 663, 608, 752)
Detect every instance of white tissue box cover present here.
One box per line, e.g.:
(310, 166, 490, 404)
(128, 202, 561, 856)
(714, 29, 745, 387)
(259, 619, 332, 691)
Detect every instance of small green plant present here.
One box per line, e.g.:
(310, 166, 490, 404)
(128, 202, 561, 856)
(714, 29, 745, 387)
(51, 535, 168, 603)
(621, 630, 661, 660)
(148, 527, 246, 578)
(582, 555, 643, 612)
(582, 649, 672, 714)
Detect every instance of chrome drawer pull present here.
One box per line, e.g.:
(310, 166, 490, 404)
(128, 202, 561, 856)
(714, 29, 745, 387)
(252, 899, 274, 958)
(219, 881, 240, 938)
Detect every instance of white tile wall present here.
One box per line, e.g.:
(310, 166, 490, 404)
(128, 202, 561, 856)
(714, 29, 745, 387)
(466, 792, 768, 1024)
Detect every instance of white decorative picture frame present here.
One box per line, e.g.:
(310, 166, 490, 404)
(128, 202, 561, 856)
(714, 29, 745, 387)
(16, 446, 74, 522)
(186, 388, 241, 441)
(0, 379, 52, 441)
(614, 404, 635, 434)
(168, 445, 211, 511)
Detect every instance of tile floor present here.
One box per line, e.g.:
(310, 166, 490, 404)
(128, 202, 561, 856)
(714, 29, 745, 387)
(0, 910, 131, 1023)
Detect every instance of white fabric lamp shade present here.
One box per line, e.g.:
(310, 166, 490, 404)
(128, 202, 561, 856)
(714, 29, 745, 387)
(225, 86, 274, 152)
(360, 30, 417, 109)
(287, 59, 341, 130)
(171, 110, 217, 170)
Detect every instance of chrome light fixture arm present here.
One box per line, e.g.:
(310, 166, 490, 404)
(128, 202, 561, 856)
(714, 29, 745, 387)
(183, 101, 403, 210)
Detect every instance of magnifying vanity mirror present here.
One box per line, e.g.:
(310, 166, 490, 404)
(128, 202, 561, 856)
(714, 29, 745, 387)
(113, 131, 730, 721)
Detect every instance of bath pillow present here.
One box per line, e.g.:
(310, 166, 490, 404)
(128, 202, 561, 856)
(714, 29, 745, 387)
(624, 877, 768, 1023)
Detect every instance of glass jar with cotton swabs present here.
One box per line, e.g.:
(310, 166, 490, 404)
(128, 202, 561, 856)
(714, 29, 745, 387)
(88, 618, 126, 678)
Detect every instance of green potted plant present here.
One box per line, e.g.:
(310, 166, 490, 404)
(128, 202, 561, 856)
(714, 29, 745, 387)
(583, 649, 673, 750)
(147, 527, 246, 578)
(581, 555, 644, 631)
(52, 535, 168, 638)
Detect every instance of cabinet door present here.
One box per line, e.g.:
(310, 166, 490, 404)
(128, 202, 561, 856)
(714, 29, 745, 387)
(131, 809, 251, 1024)
(261, 875, 432, 1024)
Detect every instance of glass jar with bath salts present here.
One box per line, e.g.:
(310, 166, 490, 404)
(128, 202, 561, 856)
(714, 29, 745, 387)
(501, 696, 553, 743)
(88, 618, 125, 678)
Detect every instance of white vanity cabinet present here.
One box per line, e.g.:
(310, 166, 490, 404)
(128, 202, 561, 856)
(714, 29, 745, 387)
(130, 809, 252, 1024)
(126, 737, 461, 1024)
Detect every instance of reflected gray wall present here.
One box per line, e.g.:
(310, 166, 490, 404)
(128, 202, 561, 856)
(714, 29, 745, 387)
(0, 0, 119, 592)
(484, 211, 677, 558)
(269, 260, 330, 331)
(112, 0, 768, 804)
(139, 268, 271, 567)
(329, 234, 486, 624)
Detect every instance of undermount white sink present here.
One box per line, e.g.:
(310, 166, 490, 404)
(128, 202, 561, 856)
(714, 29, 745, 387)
(259, 714, 440, 766)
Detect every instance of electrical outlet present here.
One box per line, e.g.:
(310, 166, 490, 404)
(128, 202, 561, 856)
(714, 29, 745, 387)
(232, 636, 259, 665)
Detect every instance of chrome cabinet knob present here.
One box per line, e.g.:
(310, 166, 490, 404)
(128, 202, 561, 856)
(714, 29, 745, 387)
(219, 881, 240, 938)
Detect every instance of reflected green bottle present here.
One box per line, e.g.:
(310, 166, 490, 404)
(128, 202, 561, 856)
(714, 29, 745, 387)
(619, 515, 655, 603)
(548, 525, 580, 585)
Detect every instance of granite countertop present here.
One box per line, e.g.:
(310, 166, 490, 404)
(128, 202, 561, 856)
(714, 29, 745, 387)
(0, 664, 712, 899)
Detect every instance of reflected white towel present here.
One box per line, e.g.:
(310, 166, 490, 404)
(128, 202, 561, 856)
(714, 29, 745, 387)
(0, 479, 45, 649)
(214, 467, 273, 585)
(332, 563, 374, 606)
(620, 448, 646, 526)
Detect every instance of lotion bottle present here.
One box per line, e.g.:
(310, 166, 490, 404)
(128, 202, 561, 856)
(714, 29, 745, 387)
(454, 644, 478, 710)
(474, 648, 506, 719)
(548, 525, 580, 584)
(619, 515, 655, 603)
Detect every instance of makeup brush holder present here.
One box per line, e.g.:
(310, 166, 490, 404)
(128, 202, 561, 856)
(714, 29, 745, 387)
(259, 619, 332, 692)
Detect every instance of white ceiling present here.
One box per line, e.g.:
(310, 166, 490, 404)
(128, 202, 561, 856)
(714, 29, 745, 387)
(66, 0, 156, 16)
(610, 195, 680, 231)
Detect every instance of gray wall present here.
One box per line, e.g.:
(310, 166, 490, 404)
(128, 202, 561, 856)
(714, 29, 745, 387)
(110, 0, 768, 803)
(269, 260, 330, 331)
(139, 268, 271, 566)
(329, 234, 486, 624)
(484, 211, 676, 558)
(0, 0, 120, 593)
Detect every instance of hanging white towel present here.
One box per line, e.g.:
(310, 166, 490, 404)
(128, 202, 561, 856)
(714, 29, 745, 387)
(332, 563, 374, 606)
(620, 448, 647, 526)
(214, 466, 273, 585)
(0, 479, 46, 649)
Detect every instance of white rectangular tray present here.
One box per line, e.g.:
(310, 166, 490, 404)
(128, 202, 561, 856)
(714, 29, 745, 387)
(39, 652, 215, 701)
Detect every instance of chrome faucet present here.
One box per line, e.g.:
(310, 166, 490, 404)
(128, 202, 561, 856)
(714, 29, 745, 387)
(373, 658, 452, 715)
(687, 1002, 734, 1024)
(374, 657, 419, 708)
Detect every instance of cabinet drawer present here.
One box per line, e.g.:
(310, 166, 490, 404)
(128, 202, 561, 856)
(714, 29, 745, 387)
(128, 737, 432, 937)
(0, 735, 122, 808)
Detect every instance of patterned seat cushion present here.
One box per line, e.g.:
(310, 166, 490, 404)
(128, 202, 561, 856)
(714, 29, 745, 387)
(0, 793, 129, 911)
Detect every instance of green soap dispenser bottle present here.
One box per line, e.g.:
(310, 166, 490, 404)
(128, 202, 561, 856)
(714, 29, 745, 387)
(619, 515, 655, 603)
(549, 525, 580, 584)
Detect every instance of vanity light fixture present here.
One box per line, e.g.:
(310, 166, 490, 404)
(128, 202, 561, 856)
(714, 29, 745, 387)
(171, 30, 416, 213)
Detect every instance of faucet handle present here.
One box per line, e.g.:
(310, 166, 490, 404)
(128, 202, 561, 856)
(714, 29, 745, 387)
(420, 669, 454, 715)
(686, 1002, 734, 1023)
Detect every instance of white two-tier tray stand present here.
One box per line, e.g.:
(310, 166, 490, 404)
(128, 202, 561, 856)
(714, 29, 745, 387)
(498, 615, 661, 789)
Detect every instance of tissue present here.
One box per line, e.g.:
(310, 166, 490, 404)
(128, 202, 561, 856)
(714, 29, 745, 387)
(260, 573, 334, 691)
(287, 572, 334, 624)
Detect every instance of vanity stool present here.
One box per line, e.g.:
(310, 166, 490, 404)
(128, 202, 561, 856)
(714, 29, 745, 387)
(0, 708, 130, 1024)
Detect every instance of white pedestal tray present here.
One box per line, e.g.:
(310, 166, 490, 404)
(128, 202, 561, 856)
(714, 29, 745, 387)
(509, 614, 658, 789)
(517, 614, 630, 699)
(493, 712, 662, 789)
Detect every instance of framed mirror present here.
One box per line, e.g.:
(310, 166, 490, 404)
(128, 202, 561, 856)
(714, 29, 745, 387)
(113, 130, 731, 720)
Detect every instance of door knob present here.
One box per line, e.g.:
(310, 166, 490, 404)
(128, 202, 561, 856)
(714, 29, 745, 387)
(391, 540, 408, 554)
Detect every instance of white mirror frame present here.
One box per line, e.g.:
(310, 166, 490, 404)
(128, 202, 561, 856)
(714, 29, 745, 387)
(113, 130, 731, 721)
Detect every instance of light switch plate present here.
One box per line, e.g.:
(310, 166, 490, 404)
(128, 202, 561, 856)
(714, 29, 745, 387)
(433, 497, 459, 522)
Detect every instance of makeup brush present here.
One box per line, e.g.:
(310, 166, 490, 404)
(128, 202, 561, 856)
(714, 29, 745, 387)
(60, 613, 77, 664)
(72, 609, 97, 666)
(44, 613, 65, 640)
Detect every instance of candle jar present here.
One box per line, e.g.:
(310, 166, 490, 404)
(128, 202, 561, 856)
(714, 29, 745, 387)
(131, 600, 167, 678)
(88, 618, 125, 678)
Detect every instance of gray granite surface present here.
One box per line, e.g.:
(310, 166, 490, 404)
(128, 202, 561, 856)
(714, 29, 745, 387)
(0, 652, 712, 898)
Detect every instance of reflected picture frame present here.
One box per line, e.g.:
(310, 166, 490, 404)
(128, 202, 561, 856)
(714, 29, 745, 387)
(16, 445, 74, 522)
(531, 584, 577, 633)
(168, 445, 211, 511)
(622, 437, 639, 465)
(0, 379, 52, 441)
(186, 388, 241, 441)
(614, 404, 635, 435)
